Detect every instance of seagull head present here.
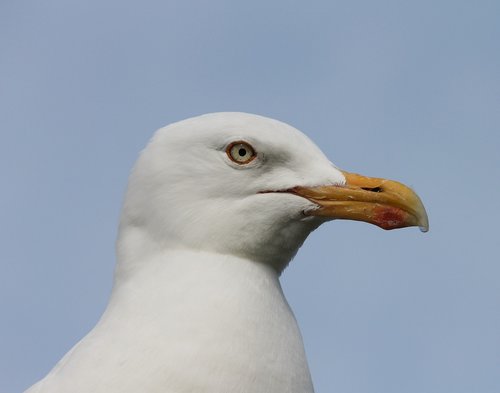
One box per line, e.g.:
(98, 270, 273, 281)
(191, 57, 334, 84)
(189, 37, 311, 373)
(118, 112, 428, 273)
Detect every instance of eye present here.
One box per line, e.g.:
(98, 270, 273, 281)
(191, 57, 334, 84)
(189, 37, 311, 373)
(226, 141, 256, 164)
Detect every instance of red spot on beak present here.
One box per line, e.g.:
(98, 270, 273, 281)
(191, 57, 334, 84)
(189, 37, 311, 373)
(373, 206, 409, 230)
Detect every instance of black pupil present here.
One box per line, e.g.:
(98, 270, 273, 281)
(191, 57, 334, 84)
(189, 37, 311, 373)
(238, 148, 247, 157)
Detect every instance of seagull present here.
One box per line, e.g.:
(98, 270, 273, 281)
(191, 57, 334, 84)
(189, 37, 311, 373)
(25, 112, 428, 393)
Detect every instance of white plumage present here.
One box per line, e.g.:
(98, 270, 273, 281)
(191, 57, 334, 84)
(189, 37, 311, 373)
(26, 112, 427, 393)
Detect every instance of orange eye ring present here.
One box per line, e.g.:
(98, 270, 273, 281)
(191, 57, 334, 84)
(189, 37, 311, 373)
(226, 141, 257, 165)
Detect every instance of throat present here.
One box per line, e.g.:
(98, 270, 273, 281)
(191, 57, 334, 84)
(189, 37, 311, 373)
(111, 249, 284, 310)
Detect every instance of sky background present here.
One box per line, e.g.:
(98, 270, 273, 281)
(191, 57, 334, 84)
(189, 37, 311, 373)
(1, 1, 499, 392)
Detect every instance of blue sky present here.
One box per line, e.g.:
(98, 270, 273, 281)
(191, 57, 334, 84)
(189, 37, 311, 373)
(1, 1, 499, 392)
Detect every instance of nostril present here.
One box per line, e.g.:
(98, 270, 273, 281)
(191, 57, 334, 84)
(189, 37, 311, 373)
(361, 186, 383, 193)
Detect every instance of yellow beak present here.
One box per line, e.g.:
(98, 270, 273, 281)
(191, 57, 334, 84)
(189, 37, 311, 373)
(290, 171, 429, 232)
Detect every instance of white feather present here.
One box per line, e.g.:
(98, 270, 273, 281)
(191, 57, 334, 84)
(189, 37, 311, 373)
(26, 112, 346, 393)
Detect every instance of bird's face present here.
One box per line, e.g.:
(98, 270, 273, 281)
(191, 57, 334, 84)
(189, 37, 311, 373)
(119, 113, 427, 272)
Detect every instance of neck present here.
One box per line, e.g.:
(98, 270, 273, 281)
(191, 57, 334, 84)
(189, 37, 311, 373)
(96, 247, 315, 393)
